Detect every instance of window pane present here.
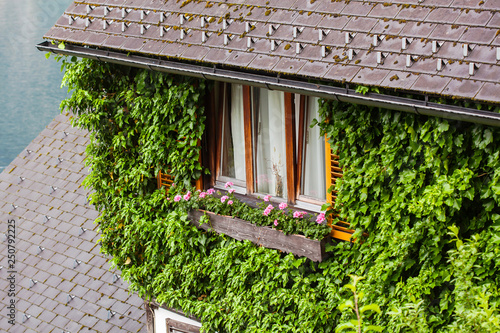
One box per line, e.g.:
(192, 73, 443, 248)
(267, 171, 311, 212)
(252, 88, 287, 199)
(220, 84, 246, 181)
(301, 97, 326, 201)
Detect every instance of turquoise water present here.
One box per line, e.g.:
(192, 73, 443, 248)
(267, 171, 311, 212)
(0, 0, 73, 172)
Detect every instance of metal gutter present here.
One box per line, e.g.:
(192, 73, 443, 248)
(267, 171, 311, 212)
(37, 41, 500, 127)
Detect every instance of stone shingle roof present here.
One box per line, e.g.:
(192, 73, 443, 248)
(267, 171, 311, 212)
(43, 0, 500, 103)
(0, 113, 145, 332)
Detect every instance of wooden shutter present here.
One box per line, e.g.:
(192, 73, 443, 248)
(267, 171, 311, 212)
(157, 170, 174, 189)
(325, 138, 355, 242)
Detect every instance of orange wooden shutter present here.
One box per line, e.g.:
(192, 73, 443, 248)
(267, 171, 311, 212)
(325, 137, 354, 242)
(157, 170, 174, 190)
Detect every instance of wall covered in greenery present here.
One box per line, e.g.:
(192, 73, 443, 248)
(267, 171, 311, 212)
(59, 57, 500, 332)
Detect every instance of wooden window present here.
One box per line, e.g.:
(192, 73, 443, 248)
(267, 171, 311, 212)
(166, 318, 201, 333)
(214, 84, 330, 209)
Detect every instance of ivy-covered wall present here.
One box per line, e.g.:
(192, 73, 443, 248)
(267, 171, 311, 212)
(60, 57, 500, 332)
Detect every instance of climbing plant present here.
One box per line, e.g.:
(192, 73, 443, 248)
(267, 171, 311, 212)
(316, 99, 500, 332)
(58, 55, 500, 332)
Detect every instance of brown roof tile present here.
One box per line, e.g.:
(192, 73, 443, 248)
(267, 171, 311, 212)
(102, 35, 127, 49)
(351, 67, 391, 86)
(317, 14, 350, 30)
(476, 82, 500, 102)
(455, 9, 494, 26)
(482, 0, 500, 10)
(224, 51, 257, 67)
(270, 9, 300, 25)
(369, 3, 401, 19)
(344, 16, 379, 33)
(315, 1, 347, 14)
(397, 6, 432, 21)
(419, 0, 454, 5)
(249, 54, 281, 69)
(105, 0, 127, 6)
(426, 8, 461, 24)
(451, 0, 490, 9)
(140, 39, 166, 54)
(290, 0, 321, 12)
(273, 57, 307, 74)
(298, 61, 334, 79)
(467, 63, 500, 82)
(323, 64, 360, 82)
(411, 74, 452, 94)
(370, 20, 406, 36)
(462, 27, 498, 44)
(400, 21, 436, 38)
(203, 48, 234, 63)
(443, 77, 484, 98)
(292, 11, 324, 28)
(386, 75, 417, 97)
(340, 2, 374, 17)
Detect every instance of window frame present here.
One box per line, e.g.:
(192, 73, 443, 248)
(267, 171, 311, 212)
(212, 82, 327, 210)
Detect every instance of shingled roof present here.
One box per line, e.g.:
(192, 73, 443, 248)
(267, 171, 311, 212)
(42, 0, 500, 104)
(0, 113, 145, 332)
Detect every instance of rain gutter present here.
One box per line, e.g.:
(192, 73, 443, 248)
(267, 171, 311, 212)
(37, 41, 500, 127)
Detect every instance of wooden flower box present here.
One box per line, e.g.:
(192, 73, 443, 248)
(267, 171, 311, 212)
(187, 209, 330, 262)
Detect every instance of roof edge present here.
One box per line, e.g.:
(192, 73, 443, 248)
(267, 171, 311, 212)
(37, 41, 500, 128)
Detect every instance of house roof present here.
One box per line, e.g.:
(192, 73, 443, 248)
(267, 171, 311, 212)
(43, 0, 500, 104)
(0, 113, 145, 332)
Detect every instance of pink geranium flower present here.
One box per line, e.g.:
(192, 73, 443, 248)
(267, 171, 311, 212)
(221, 195, 229, 203)
(225, 181, 233, 188)
(263, 204, 274, 216)
(274, 219, 278, 226)
(293, 211, 307, 218)
(228, 189, 235, 194)
(183, 191, 191, 201)
(264, 195, 271, 202)
(207, 188, 215, 195)
(199, 192, 207, 199)
(228, 200, 233, 205)
(174, 195, 182, 202)
(279, 202, 287, 210)
(316, 213, 326, 224)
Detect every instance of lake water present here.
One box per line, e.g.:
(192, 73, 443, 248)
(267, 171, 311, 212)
(0, 0, 73, 172)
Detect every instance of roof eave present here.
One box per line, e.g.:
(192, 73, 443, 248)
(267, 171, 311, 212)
(37, 41, 500, 128)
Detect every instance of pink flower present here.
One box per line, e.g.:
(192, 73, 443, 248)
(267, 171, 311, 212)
(316, 213, 326, 224)
(225, 181, 233, 188)
(263, 204, 274, 216)
(228, 200, 233, 205)
(293, 211, 307, 218)
(279, 202, 287, 210)
(221, 195, 229, 203)
(183, 191, 191, 201)
(228, 189, 235, 194)
(199, 192, 207, 199)
(274, 219, 278, 227)
(264, 195, 271, 202)
(207, 188, 215, 195)
(174, 195, 182, 202)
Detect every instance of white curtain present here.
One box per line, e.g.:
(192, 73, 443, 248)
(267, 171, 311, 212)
(302, 97, 326, 200)
(254, 88, 287, 199)
(230, 84, 246, 180)
(220, 84, 246, 181)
